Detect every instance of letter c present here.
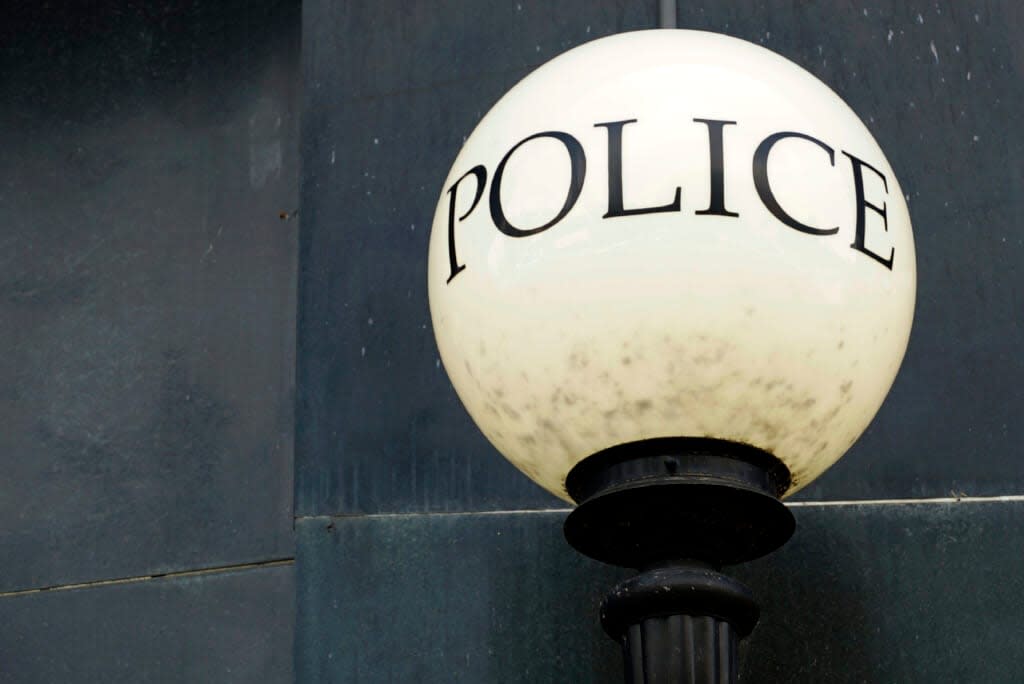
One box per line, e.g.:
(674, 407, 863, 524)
(753, 131, 839, 236)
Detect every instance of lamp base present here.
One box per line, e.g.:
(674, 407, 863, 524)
(563, 438, 795, 684)
(602, 563, 756, 684)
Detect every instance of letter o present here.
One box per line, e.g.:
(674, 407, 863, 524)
(489, 131, 587, 237)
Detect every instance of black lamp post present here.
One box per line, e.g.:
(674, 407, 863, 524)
(428, 30, 915, 683)
(564, 438, 794, 680)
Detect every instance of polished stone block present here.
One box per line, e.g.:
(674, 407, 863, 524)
(0, 564, 294, 684)
(296, 501, 1024, 682)
(298, 0, 1024, 517)
(0, 0, 299, 592)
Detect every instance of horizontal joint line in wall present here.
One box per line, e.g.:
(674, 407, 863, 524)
(786, 494, 1024, 507)
(0, 557, 295, 599)
(296, 494, 1024, 523)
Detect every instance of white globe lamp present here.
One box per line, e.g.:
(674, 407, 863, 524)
(428, 29, 915, 683)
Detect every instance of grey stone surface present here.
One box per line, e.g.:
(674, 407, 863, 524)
(670, 2, 1024, 503)
(295, 502, 1024, 683)
(0, 0, 299, 591)
(0, 563, 294, 684)
(297, 0, 1024, 517)
(297, 0, 656, 516)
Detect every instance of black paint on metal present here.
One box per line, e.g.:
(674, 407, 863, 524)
(564, 438, 794, 568)
(604, 566, 752, 683)
(564, 438, 794, 683)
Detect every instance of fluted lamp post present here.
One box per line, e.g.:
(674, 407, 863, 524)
(428, 30, 915, 683)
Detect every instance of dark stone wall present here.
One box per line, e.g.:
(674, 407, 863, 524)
(297, 0, 1024, 516)
(297, 1, 1024, 682)
(0, 2, 299, 681)
(297, 503, 1024, 682)
(4, 1, 1021, 681)
(296, 1, 658, 516)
